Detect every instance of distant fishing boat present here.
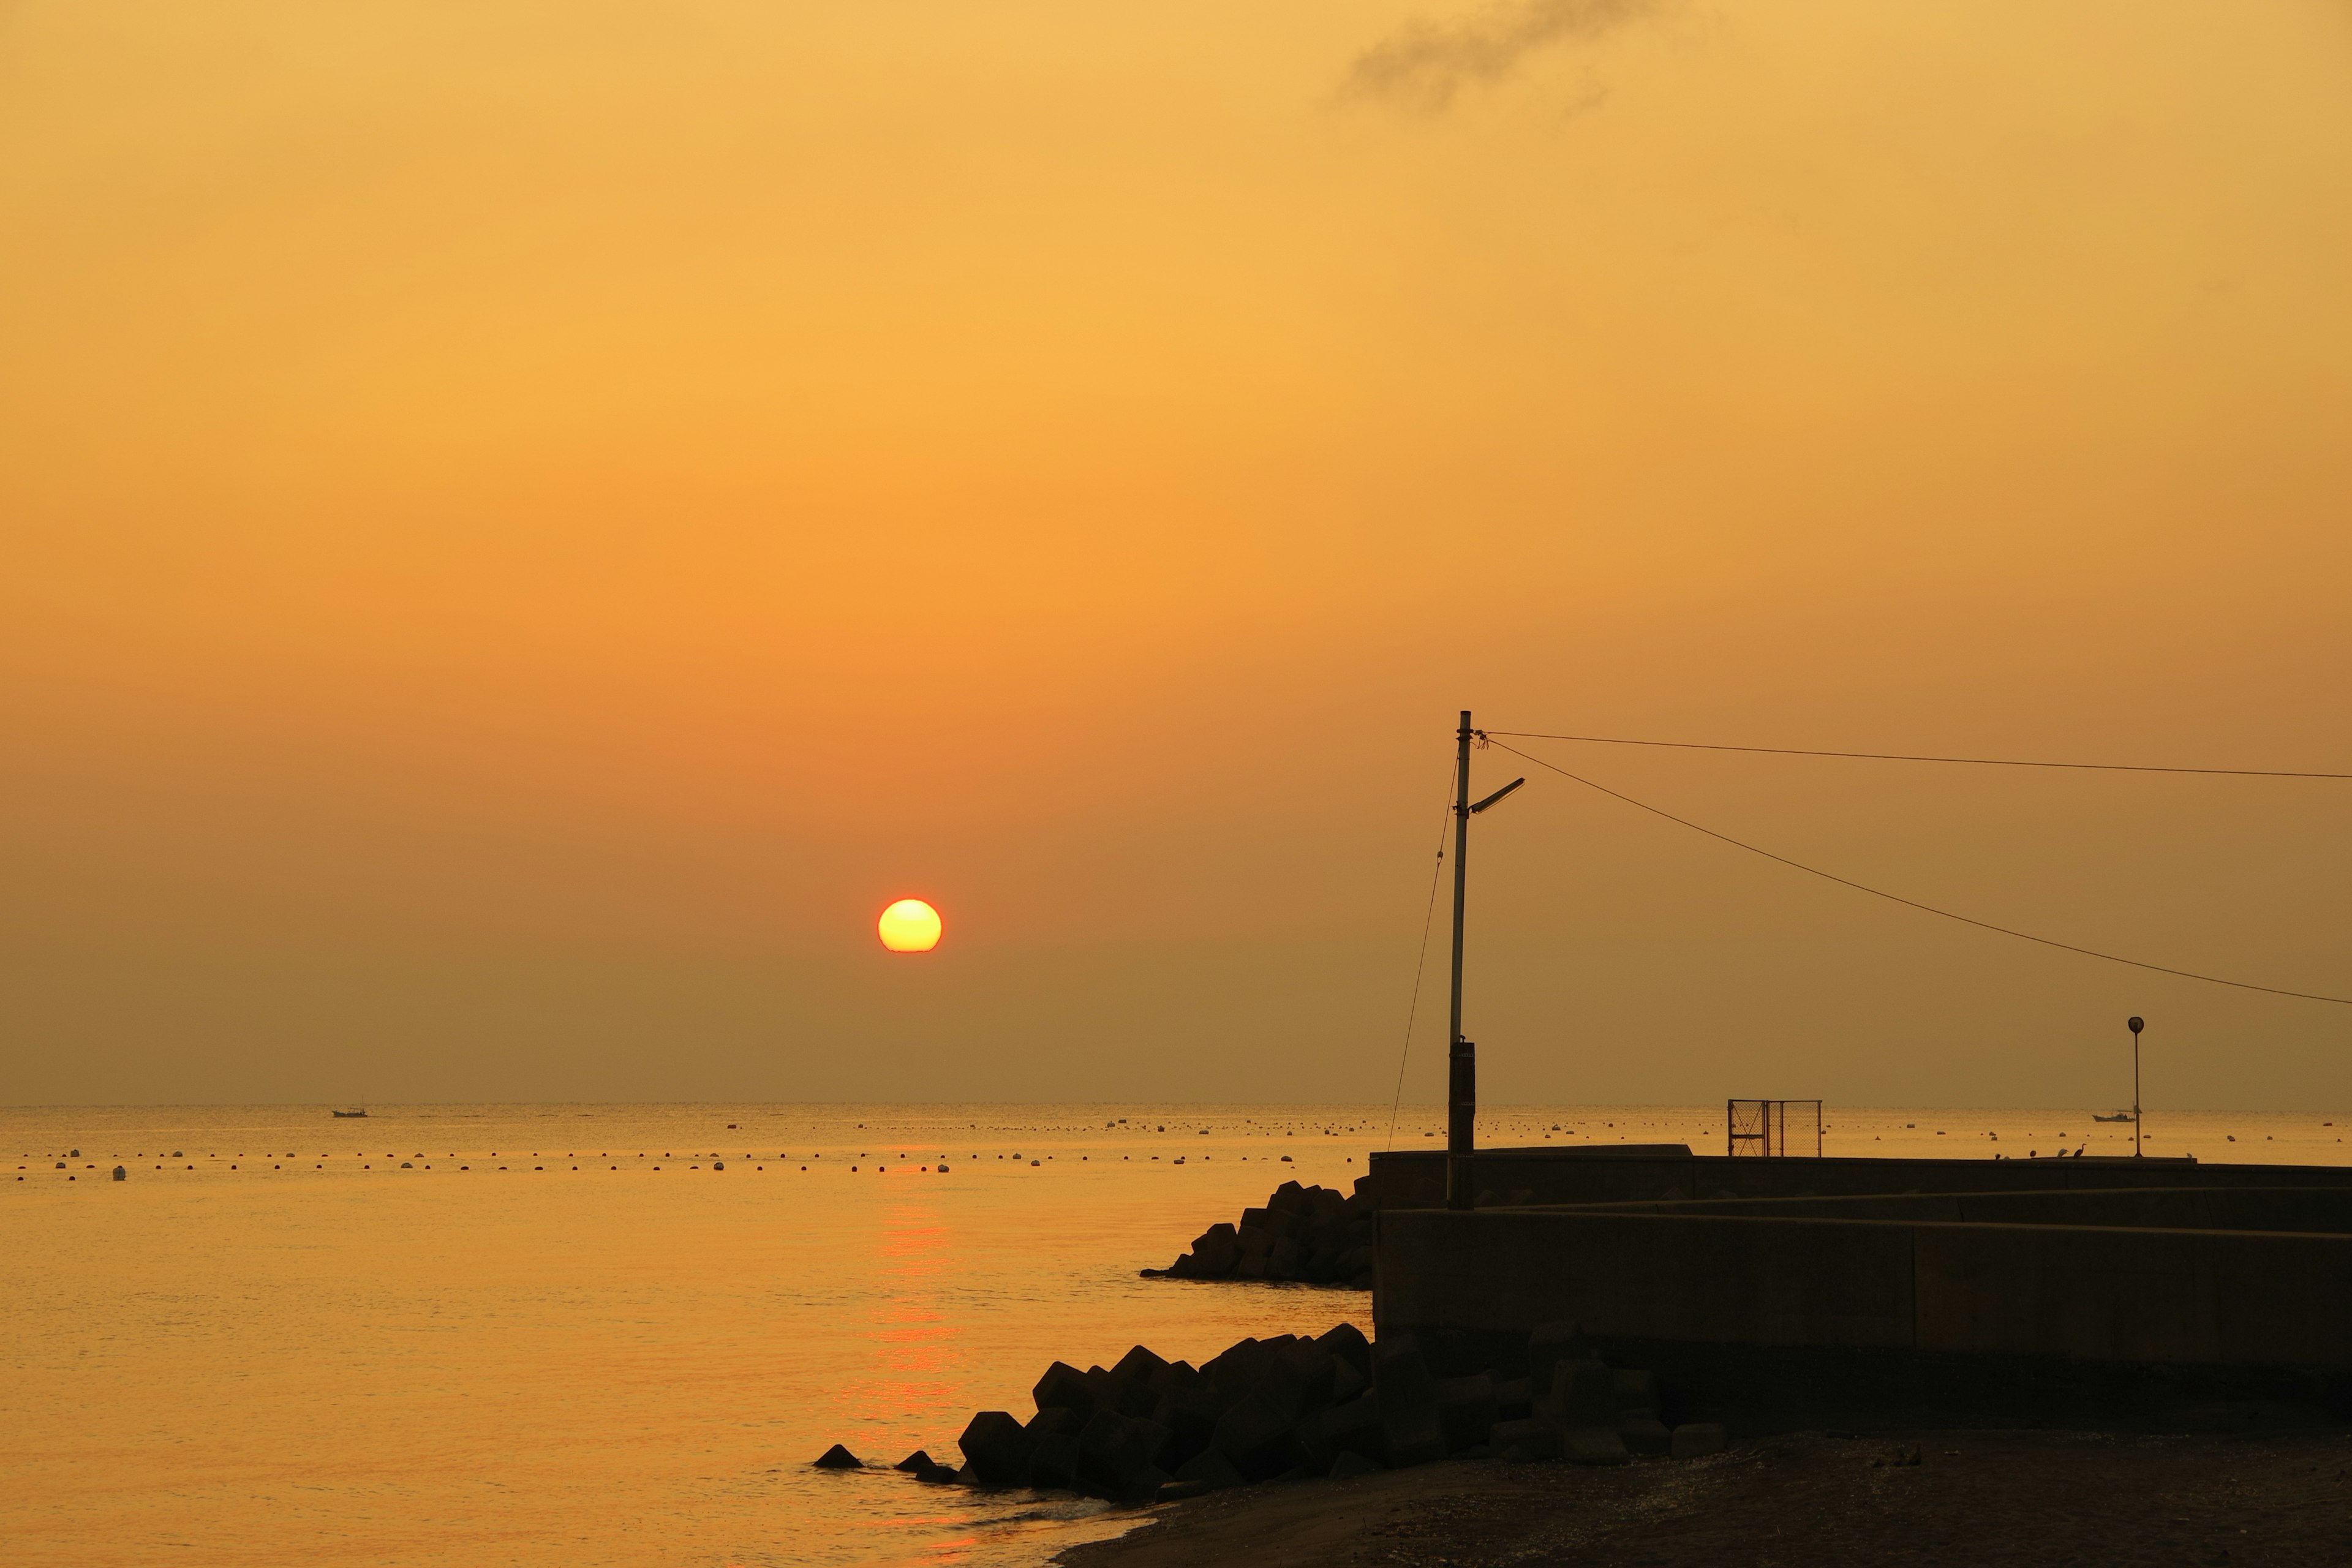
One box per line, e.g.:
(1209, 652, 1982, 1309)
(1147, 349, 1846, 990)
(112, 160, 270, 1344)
(2092, 1111, 2136, 1123)
(332, 1107, 369, 1118)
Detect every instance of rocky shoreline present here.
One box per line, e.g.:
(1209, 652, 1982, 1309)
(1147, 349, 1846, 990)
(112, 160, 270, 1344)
(812, 1317, 1724, 1505)
(1139, 1177, 1377, 1288)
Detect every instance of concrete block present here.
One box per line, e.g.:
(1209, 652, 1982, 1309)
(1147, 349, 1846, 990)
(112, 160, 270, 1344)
(1326, 1325, 1373, 1382)
(1319, 1391, 1385, 1464)
(1213, 1392, 1297, 1481)
(1033, 1361, 1095, 1420)
(1329, 1449, 1382, 1480)
(1564, 1427, 1629, 1466)
(1027, 1430, 1080, 1489)
(1670, 1422, 1727, 1458)
(1112, 1344, 1171, 1391)
(1200, 1336, 1264, 1393)
(1076, 1409, 1172, 1500)
(1619, 1417, 1671, 1457)
(1539, 1359, 1616, 1427)
(1493, 1377, 1533, 1422)
(1611, 1368, 1659, 1419)
(1283, 1412, 1336, 1476)
(1082, 1365, 1121, 1414)
(1437, 1372, 1498, 1453)
(1490, 1417, 1562, 1462)
(1025, 1406, 1083, 1439)
(1151, 1386, 1221, 1468)
(813, 1443, 863, 1469)
(1275, 1343, 1340, 1418)
(1526, 1320, 1586, 1400)
(1174, 1446, 1246, 1491)
(1187, 1225, 1240, 1276)
(1373, 1336, 1446, 1468)
(959, 1411, 1035, 1485)
(1146, 1359, 1201, 1395)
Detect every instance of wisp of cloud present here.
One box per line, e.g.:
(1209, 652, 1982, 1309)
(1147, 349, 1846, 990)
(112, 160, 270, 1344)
(1346, 0, 1660, 112)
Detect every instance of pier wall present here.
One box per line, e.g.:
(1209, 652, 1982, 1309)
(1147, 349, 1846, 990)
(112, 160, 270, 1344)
(1378, 1206, 2352, 1366)
(1363, 1147, 2352, 1209)
(1574, 1186, 2352, 1234)
(1370, 1155, 2352, 1423)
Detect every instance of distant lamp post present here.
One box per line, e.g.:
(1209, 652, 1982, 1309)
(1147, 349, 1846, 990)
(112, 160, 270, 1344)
(2127, 1016, 2146, 1158)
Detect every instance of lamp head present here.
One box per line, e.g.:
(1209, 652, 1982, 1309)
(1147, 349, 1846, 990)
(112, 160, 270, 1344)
(1468, 777, 1527, 815)
(2127, 1016, 2144, 1035)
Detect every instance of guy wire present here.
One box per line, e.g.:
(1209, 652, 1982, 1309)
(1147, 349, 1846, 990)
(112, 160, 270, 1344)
(1388, 779, 1457, 1152)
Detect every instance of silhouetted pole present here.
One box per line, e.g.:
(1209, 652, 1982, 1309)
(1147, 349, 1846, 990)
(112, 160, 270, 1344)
(2128, 1016, 2145, 1158)
(1447, 711, 1476, 1210)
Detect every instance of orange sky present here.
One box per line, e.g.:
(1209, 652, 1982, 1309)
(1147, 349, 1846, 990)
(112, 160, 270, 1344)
(4, 1, 2349, 1110)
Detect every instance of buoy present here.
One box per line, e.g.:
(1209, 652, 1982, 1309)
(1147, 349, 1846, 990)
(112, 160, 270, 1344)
(112, 1166, 126, 1181)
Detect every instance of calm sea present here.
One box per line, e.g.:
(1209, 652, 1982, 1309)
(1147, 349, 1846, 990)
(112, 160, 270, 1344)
(6, 1101, 2345, 1568)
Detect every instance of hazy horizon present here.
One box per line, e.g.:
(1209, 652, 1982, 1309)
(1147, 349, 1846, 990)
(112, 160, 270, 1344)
(6, 1, 2349, 1113)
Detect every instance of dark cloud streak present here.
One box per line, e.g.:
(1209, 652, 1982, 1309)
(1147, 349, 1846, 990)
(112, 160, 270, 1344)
(1345, 0, 1661, 112)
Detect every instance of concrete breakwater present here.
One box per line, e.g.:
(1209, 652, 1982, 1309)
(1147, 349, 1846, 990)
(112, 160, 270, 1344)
(810, 1321, 1726, 1502)
(1140, 1177, 1377, 1287)
(1373, 1148, 2352, 1428)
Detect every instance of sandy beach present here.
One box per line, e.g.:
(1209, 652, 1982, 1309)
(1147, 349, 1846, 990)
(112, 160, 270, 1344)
(1058, 1428, 2352, 1568)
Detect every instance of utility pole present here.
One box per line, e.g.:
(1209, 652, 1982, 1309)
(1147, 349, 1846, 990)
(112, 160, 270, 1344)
(1440, 711, 1523, 1212)
(1447, 711, 1476, 1210)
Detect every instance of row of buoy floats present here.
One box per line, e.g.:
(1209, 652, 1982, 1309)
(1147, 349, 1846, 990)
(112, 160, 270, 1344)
(22, 1144, 1327, 1181)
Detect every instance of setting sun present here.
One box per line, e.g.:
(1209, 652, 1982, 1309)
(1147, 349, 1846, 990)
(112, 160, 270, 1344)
(876, 899, 943, 953)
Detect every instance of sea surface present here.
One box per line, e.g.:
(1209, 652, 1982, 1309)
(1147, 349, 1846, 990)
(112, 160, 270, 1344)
(6, 1101, 2346, 1568)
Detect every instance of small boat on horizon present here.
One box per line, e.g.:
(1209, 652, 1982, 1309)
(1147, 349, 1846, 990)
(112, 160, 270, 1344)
(332, 1107, 369, 1118)
(2092, 1111, 2136, 1123)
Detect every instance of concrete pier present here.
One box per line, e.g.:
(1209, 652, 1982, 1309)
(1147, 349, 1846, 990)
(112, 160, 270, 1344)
(1368, 1148, 2352, 1426)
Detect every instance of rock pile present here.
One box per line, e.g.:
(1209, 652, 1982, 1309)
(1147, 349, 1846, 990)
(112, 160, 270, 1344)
(810, 1319, 1727, 1503)
(1142, 1177, 1376, 1288)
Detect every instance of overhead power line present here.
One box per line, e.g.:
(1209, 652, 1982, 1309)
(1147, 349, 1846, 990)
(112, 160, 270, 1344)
(1482, 737, 2352, 1008)
(1480, 729, 2352, 780)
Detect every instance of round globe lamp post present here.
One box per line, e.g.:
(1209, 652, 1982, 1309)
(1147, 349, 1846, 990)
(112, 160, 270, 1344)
(2127, 1016, 2145, 1157)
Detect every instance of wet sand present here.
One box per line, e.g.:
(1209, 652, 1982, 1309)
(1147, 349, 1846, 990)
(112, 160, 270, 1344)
(1057, 1428, 2352, 1567)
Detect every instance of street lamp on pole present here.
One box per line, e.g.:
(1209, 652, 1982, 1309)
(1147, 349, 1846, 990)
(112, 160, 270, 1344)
(1444, 711, 1525, 1212)
(2128, 1016, 2146, 1158)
